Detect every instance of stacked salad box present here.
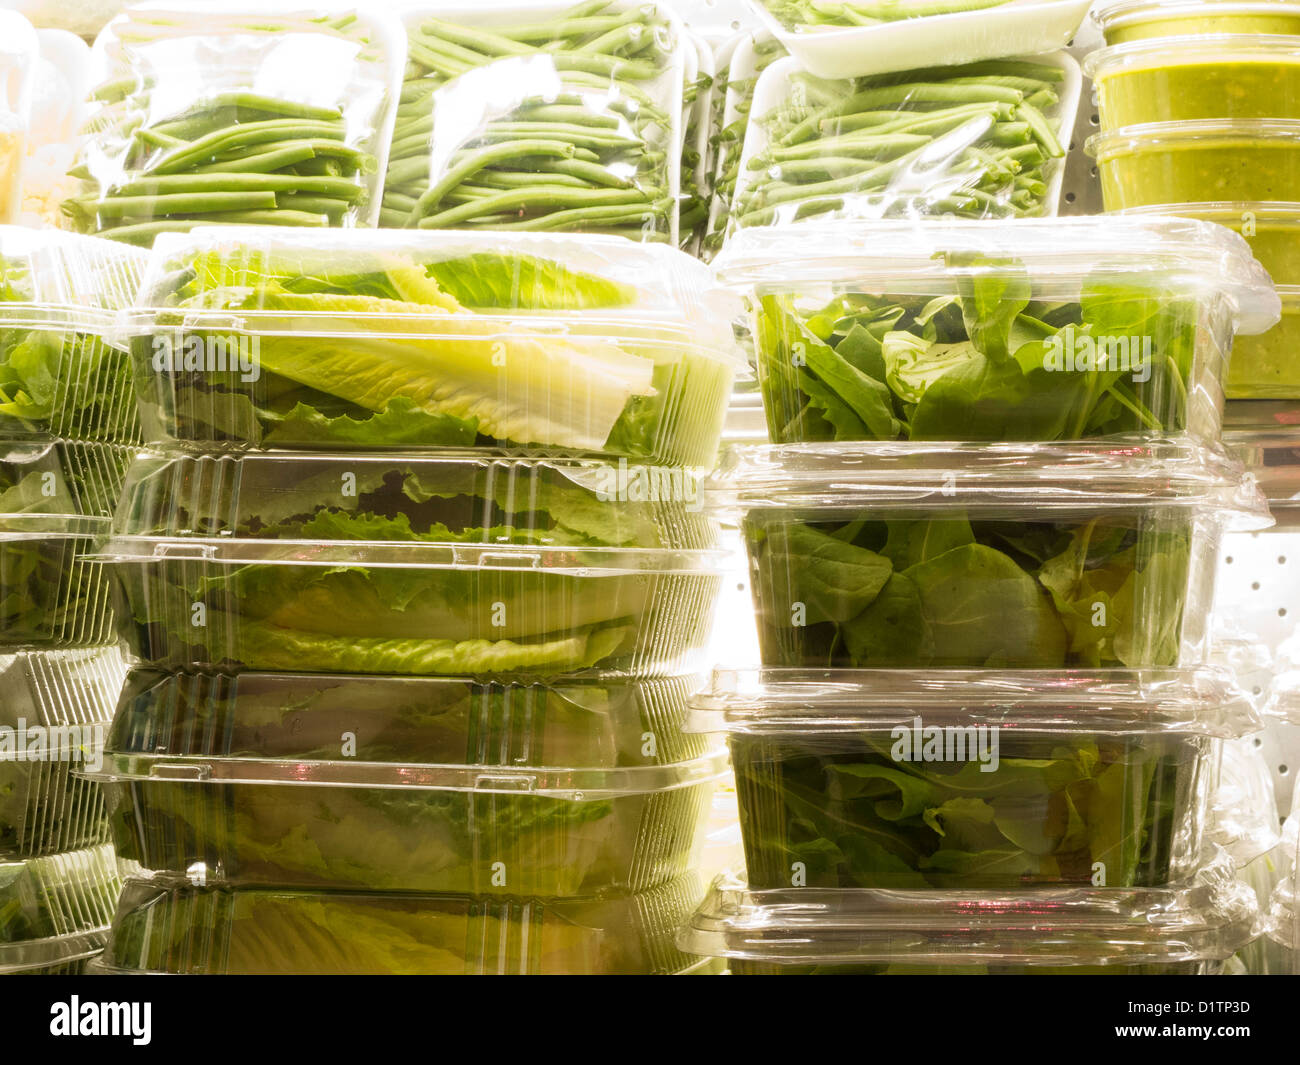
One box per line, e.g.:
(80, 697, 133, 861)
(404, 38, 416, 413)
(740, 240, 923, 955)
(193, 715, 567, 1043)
(88, 225, 740, 975)
(673, 212, 1282, 974)
(0, 227, 142, 976)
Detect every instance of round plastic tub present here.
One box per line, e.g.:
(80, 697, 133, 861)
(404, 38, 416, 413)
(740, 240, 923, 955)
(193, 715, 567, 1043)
(1090, 120, 1300, 210)
(1088, 35, 1300, 127)
(1096, 1, 1300, 44)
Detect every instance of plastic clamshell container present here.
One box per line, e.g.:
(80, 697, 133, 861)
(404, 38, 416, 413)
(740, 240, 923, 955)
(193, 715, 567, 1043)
(680, 848, 1258, 972)
(730, 53, 1080, 229)
(0, 843, 122, 974)
(0, 648, 125, 858)
(0, 440, 132, 650)
(1096, 1, 1300, 44)
(125, 227, 740, 465)
(744, 0, 1092, 81)
(91, 669, 727, 897)
(0, 227, 146, 443)
(1089, 120, 1300, 210)
(1087, 35, 1300, 128)
(690, 668, 1254, 891)
(97, 450, 725, 677)
(712, 217, 1281, 445)
(97, 871, 707, 974)
(709, 441, 1269, 670)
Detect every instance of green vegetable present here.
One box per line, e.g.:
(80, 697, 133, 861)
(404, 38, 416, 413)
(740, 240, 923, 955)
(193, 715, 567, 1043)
(763, 0, 1013, 31)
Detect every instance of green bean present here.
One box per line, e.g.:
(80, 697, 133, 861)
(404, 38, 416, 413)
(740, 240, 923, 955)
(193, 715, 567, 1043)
(416, 186, 651, 228)
(405, 140, 578, 224)
(111, 172, 361, 198)
(148, 120, 345, 173)
(71, 190, 279, 219)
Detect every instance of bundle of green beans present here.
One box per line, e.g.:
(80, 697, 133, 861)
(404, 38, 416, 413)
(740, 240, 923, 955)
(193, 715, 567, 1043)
(383, 0, 679, 240)
(678, 51, 714, 254)
(735, 59, 1067, 229)
(62, 16, 379, 245)
(765, 0, 1014, 29)
(702, 34, 787, 260)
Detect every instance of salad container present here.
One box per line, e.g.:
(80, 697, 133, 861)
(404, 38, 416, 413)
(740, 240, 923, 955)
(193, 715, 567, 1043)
(98, 450, 725, 677)
(90, 669, 726, 897)
(96, 871, 709, 975)
(0, 227, 146, 443)
(679, 849, 1258, 973)
(742, 0, 1092, 81)
(0, 648, 125, 858)
(729, 53, 1079, 230)
(690, 668, 1253, 892)
(1087, 36, 1300, 127)
(712, 218, 1280, 445)
(709, 441, 1269, 670)
(126, 227, 739, 466)
(1096, 1, 1300, 44)
(1089, 121, 1300, 210)
(0, 843, 122, 974)
(68, 3, 405, 242)
(383, 0, 686, 242)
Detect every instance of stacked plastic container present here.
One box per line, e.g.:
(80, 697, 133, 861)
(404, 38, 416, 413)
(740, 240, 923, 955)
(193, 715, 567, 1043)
(84, 225, 740, 974)
(0, 226, 144, 975)
(1087, 0, 1300, 399)
(677, 214, 1283, 973)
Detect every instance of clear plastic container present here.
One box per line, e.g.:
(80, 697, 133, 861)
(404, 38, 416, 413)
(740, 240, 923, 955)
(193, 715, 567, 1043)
(1096, 1, 1300, 44)
(1209, 735, 1282, 868)
(1224, 406, 1300, 519)
(97, 871, 707, 974)
(730, 53, 1079, 230)
(709, 440, 1269, 669)
(90, 669, 726, 897)
(124, 226, 739, 464)
(382, 1, 685, 243)
(743, 0, 1092, 81)
(0, 440, 131, 649)
(97, 450, 726, 677)
(0, 843, 122, 974)
(690, 668, 1252, 891)
(679, 849, 1259, 972)
(0, 227, 147, 444)
(0, 648, 125, 858)
(712, 217, 1280, 444)
(1087, 36, 1300, 128)
(0, 12, 37, 227)
(68, 3, 405, 243)
(1089, 120, 1300, 210)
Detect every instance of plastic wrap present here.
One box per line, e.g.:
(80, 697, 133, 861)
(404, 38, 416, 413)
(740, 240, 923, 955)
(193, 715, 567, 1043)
(678, 31, 715, 254)
(729, 54, 1078, 230)
(65, 3, 404, 243)
(123, 226, 739, 463)
(382, 1, 685, 242)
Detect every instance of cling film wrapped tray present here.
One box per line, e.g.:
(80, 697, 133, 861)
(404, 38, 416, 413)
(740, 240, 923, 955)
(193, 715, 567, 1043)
(97, 450, 726, 677)
(90, 669, 726, 897)
(98, 871, 708, 974)
(125, 227, 739, 464)
(729, 53, 1079, 231)
(713, 217, 1281, 445)
(382, 0, 685, 243)
(66, 3, 405, 243)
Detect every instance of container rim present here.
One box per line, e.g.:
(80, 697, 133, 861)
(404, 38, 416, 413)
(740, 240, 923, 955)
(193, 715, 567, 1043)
(1085, 31, 1300, 78)
(1088, 118, 1300, 160)
(1094, 0, 1300, 32)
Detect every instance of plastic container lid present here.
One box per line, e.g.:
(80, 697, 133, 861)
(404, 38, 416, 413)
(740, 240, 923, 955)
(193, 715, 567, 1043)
(1095, 0, 1300, 33)
(1085, 32, 1300, 81)
(0, 439, 116, 539)
(707, 440, 1272, 528)
(0, 843, 123, 973)
(712, 216, 1282, 336)
(0, 225, 145, 331)
(688, 666, 1259, 737)
(1088, 118, 1300, 164)
(679, 849, 1259, 967)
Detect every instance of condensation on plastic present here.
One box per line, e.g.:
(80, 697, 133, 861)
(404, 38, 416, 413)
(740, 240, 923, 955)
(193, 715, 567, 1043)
(98, 870, 708, 974)
(741, 0, 1091, 81)
(384, 1, 684, 244)
(94, 450, 727, 677)
(0, 843, 122, 974)
(1087, 35, 1300, 129)
(124, 226, 740, 463)
(0, 648, 125, 859)
(0, 12, 37, 226)
(678, 848, 1258, 969)
(69, 3, 405, 242)
(88, 669, 726, 896)
(0, 227, 146, 443)
(729, 53, 1080, 231)
(1088, 119, 1300, 212)
(1094, 0, 1300, 44)
(1210, 735, 1283, 867)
